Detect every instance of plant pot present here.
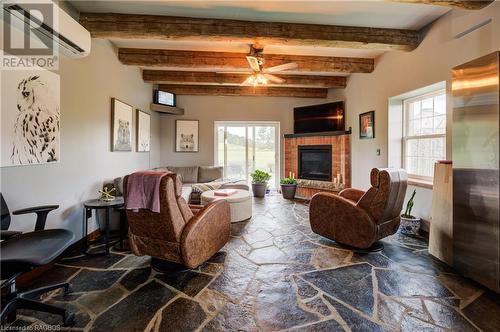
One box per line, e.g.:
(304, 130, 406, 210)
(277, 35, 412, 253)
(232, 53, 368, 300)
(252, 183, 267, 197)
(399, 215, 421, 235)
(280, 184, 297, 200)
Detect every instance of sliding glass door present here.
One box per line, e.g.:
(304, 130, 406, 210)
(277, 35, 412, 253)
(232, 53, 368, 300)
(215, 121, 280, 189)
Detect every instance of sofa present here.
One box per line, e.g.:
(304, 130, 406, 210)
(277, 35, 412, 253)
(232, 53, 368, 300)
(105, 166, 249, 204)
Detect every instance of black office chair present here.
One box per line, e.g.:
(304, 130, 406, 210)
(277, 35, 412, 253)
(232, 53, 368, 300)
(1, 193, 59, 240)
(0, 195, 76, 326)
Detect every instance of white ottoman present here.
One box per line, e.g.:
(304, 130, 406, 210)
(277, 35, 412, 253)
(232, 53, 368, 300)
(201, 189, 252, 223)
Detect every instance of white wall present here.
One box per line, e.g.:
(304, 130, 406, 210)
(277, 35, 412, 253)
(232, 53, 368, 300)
(4, 3, 498, 238)
(333, 3, 500, 221)
(159, 95, 332, 177)
(0, 39, 160, 239)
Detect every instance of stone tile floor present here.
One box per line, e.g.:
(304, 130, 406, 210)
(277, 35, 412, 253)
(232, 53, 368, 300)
(8, 194, 500, 331)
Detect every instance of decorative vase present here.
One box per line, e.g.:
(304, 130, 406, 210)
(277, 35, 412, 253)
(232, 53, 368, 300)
(280, 184, 297, 200)
(399, 216, 421, 235)
(252, 183, 267, 197)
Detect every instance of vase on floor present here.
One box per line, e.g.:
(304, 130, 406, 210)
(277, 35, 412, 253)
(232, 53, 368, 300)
(252, 183, 267, 197)
(280, 184, 297, 199)
(250, 169, 271, 198)
(399, 216, 421, 235)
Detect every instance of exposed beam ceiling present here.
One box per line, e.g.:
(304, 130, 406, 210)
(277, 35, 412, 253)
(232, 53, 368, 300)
(390, 0, 494, 10)
(143, 70, 347, 88)
(80, 13, 420, 51)
(120, 49, 374, 74)
(158, 84, 327, 98)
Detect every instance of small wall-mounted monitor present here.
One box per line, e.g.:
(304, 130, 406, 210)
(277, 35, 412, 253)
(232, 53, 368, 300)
(153, 89, 176, 107)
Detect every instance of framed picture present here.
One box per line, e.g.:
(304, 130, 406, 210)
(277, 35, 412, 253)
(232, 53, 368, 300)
(111, 98, 133, 151)
(1, 70, 60, 167)
(175, 120, 199, 152)
(136, 110, 151, 152)
(359, 111, 375, 139)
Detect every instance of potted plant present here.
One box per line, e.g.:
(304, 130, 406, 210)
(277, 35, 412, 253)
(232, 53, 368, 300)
(280, 172, 298, 200)
(400, 189, 421, 235)
(250, 169, 271, 197)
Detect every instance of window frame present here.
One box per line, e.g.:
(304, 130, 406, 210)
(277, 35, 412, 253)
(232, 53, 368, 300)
(402, 89, 446, 182)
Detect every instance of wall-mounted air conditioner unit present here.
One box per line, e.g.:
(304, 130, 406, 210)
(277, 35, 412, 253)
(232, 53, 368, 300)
(3, 2, 91, 58)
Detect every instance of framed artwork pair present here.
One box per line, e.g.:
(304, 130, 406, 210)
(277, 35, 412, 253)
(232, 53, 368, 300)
(111, 98, 151, 152)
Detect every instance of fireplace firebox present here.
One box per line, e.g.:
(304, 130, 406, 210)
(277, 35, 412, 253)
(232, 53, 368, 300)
(298, 145, 332, 181)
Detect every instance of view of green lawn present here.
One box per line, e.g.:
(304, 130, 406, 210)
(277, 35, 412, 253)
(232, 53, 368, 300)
(216, 125, 278, 187)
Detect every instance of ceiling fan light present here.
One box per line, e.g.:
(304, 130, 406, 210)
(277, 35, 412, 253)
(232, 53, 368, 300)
(255, 73, 267, 85)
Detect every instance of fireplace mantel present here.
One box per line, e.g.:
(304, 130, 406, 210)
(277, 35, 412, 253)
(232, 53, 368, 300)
(283, 127, 352, 139)
(284, 133, 351, 198)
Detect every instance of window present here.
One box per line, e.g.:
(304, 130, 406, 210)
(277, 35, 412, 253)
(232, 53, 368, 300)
(214, 121, 280, 189)
(403, 90, 446, 181)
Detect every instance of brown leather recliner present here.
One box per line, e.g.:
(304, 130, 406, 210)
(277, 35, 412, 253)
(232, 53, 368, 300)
(123, 172, 230, 268)
(310, 168, 408, 249)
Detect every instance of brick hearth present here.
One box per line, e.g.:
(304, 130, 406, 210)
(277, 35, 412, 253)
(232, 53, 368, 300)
(284, 134, 351, 198)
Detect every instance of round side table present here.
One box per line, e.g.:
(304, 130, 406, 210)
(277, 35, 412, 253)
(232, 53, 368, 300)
(83, 197, 124, 255)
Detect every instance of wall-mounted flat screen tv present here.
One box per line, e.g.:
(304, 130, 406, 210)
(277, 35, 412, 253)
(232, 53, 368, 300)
(153, 89, 176, 107)
(294, 101, 345, 134)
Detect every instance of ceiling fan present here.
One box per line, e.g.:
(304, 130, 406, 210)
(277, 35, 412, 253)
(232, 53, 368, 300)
(225, 46, 298, 86)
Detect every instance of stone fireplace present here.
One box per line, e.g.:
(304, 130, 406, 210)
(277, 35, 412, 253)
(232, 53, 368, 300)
(284, 133, 351, 198)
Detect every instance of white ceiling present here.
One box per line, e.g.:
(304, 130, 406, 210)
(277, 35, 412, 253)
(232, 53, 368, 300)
(69, 0, 450, 30)
(69, 1, 450, 67)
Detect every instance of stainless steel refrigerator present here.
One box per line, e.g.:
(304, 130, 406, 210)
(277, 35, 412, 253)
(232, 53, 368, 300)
(452, 52, 500, 293)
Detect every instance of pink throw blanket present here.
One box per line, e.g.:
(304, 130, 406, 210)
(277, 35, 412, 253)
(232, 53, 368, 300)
(126, 171, 169, 213)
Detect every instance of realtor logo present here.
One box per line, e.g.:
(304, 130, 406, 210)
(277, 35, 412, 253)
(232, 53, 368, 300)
(1, 1, 59, 70)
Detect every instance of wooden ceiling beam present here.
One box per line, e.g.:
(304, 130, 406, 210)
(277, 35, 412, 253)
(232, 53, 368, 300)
(158, 84, 328, 98)
(80, 13, 420, 51)
(143, 70, 346, 88)
(390, 0, 494, 10)
(120, 49, 374, 74)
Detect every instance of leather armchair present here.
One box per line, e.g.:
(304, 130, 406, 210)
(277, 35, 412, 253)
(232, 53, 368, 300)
(310, 168, 408, 249)
(123, 173, 230, 269)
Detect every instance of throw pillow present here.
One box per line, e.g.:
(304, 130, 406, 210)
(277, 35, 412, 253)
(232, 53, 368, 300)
(198, 166, 223, 183)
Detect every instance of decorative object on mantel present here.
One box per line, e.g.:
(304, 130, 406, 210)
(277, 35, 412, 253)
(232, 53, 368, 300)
(250, 169, 271, 197)
(99, 186, 116, 202)
(111, 98, 133, 151)
(359, 110, 375, 139)
(400, 189, 421, 235)
(175, 120, 199, 152)
(332, 173, 343, 190)
(136, 109, 151, 152)
(429, 161, 453, 266)
(280, 172, 298, 199)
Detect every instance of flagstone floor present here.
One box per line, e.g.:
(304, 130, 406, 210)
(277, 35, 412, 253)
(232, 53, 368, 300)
(9, 194, 500, 331)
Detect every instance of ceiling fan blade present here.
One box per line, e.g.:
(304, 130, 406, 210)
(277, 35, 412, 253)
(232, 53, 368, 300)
(264, 62, 298, 73)
(246, 56, 262, 72)
(264, 73, 285, 84)
(241, 76, 254, 86)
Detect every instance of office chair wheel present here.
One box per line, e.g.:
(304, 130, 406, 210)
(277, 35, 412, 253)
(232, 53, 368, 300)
(63, 312, 75, 327)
